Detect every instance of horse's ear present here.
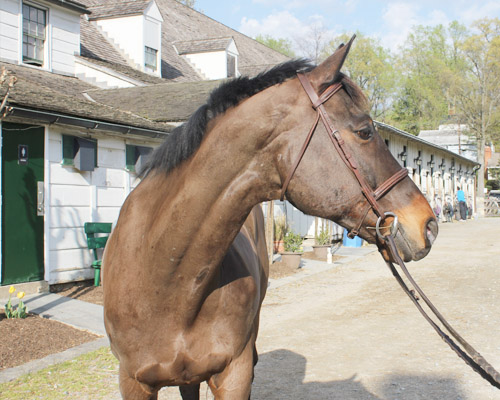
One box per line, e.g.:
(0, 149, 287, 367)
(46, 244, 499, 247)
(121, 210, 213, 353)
(307, 34, 355, 91)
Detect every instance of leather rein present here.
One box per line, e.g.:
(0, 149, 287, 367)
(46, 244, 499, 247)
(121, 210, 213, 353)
(280, 72, 500, 389)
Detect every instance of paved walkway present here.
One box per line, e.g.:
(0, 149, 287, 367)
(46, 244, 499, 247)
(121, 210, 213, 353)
(0, 245, 375, 383)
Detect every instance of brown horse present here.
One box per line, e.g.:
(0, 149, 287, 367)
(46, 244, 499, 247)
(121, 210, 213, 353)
(103, 38, 438, 399)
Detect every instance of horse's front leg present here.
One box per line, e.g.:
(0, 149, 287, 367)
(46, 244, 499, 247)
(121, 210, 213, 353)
(207, 335, 256, 400)
(179, 383, 200, 399)
(119, 364, 158, 400)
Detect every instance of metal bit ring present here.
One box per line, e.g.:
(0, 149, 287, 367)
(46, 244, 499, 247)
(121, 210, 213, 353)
(375, 212, 399, 240)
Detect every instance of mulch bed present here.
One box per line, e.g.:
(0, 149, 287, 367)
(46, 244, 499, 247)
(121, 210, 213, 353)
(0, 311, 100, 371)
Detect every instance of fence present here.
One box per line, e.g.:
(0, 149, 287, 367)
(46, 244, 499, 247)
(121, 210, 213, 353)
(485, 198, 500, 217)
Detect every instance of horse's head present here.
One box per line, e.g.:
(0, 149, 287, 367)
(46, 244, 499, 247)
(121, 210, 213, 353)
(275, 37, 437, 262)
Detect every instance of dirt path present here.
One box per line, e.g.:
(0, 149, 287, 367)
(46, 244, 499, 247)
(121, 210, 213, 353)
(157, 218, 500, 399)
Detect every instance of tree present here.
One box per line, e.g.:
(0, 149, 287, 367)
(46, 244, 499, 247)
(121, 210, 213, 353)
(388, 25, 455, 134)
(294, 22, 330, 64)
(255, 35, 296, 58)
(0, 66, 17, 119)
(451, 18, 500, 209)
(321, 33, 396, 120)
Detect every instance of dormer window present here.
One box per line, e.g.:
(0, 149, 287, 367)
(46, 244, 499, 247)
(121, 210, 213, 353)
(22, 3, 46, 66)
(174, 37, 240, 80)
(227, 54, 236, 78)
(145, 46, 158, 71)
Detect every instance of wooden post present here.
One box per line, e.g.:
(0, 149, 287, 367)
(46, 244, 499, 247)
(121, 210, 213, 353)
(265, 201, 274, 265)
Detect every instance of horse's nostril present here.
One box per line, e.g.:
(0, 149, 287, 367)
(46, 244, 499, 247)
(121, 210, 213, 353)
(426, 219, 438, 246)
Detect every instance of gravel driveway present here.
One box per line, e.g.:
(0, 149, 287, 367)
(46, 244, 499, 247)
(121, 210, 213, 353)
(158, 217, 500, 400)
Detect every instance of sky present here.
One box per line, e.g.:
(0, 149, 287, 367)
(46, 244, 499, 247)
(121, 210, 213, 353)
(195, 0, 500, 54)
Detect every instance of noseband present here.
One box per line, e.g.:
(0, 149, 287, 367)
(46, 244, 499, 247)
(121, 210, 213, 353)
(280, 73, 500, 390)
(280, 73, 408, 238)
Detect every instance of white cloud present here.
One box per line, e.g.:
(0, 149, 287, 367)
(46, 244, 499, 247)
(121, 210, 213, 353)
(343, 0, 358, 14)
(239, 11, 339, 58)
(378, 2, 420, 51)
(239, 11, 310, 40)
(460, 1, 500, 25)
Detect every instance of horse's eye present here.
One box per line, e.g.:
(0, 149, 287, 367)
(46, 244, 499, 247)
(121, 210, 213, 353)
(356, 126, 373, 140)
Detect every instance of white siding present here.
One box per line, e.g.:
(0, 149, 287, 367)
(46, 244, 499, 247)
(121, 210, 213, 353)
(75, 58, 137, 88)
(49, 6, 80, 75)
(0, 0, 20, 63)
(0, 0, 80, 74)
(96, 15, 144, 68)
(46, 128, 159, 284)
(184, 51, 228, 80)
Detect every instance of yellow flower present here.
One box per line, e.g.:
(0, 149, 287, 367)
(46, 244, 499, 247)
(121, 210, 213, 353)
(17, 291, 25, 299)
(8, 286, 15, 294)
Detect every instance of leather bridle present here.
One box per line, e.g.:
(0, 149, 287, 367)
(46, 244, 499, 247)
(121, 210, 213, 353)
(280, 72, 408, 239)
(280, 72, 500, 389)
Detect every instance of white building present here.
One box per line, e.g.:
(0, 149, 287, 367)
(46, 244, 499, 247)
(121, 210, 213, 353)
(0, 0, 287, 290)
(0, 0, 479, 293)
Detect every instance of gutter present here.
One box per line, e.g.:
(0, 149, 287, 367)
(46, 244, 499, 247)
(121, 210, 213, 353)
(7, 106, 172, 139)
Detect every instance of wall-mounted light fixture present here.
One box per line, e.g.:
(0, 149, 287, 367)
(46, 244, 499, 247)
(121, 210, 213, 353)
(427, 159, 435, 168)
(398, 151, 407, 162)
(449, 165, 455, 173)
(414, 156, 422, 166)
(439, 162, 446, 172)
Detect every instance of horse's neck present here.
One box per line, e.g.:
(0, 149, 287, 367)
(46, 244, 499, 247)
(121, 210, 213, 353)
(140, 104, 278, 293)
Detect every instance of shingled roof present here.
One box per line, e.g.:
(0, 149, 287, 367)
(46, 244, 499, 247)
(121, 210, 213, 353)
(78, 0, 289, 83)
(1, 62, 172, 135)
(86, 0, 151, 19)
(87, 79, 222, 122)
(173, 37, 234, 55)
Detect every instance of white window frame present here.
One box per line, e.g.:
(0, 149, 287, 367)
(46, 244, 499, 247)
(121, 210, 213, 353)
(21, 1, 49, 68)
(144, 46, 158, 71)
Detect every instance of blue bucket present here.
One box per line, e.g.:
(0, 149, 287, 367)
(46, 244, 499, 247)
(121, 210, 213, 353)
(342, 230, 363, 247)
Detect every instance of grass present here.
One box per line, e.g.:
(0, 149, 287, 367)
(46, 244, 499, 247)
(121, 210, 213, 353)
(0, 347, 120, 400)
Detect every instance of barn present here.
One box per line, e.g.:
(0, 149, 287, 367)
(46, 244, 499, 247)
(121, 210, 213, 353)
(0, 0, 478, 294)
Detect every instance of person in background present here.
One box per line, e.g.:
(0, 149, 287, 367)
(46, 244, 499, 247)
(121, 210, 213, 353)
(433, 196, 442, 222)
(443, 197, 454, 222)
(456, 186, 467, 221)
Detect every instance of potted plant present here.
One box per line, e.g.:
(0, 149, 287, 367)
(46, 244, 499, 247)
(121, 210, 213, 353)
(312, 227, 331, 259)
(280, 230, 303, 269)
(273, 215, 287, 254)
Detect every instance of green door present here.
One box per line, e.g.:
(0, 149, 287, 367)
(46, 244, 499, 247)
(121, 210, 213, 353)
(1, 122, 44, 285)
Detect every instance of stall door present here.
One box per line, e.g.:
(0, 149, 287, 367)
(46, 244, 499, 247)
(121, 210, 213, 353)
(1, 122, 44, 284)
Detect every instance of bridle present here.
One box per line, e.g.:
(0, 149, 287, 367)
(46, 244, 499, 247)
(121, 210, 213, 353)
(280, 72, 500, 389)
(280, 72, 408, 240)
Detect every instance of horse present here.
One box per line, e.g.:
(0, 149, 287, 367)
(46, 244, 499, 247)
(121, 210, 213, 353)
(102, 37, 438, 400)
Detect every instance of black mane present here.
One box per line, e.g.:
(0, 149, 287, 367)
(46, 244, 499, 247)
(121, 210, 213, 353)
(141, 59, 314, 176)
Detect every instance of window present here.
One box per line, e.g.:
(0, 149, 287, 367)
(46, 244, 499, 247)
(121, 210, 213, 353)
(62, 135, 97, 171)
(227, 54, 236, 78)
(126, 145, 152, 173)
(145, 46, 157, 71)
(22, 3, 46, 66)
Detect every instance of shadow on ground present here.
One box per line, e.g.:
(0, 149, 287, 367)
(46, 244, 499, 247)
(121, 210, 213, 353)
(253, 349, 466, 399)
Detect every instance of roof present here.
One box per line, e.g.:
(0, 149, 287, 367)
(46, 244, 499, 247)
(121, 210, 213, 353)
(78, 0, 289, 83)
(174, 37, 233, 55)
(44, 0, 90, 14)
(87, 80, 222, 122)
(86, 0, 151, 19)
(1, 62, 172, 136)
(376, 121, 479, 166)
